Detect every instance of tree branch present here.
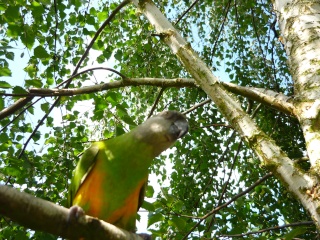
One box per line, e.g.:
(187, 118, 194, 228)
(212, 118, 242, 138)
(220, 81, 295, 116)
(29, 78, 195, 96)
(0, 97, 33, 120)
(1, 77, 294, 117)
(0, 185, 143, 240)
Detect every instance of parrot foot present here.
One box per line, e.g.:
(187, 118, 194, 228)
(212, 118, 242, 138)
(138, 233, 152, 240)
(67, 205, 85, 223)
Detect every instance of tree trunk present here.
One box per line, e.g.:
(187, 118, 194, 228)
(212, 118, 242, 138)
(274, 0, 320, 172)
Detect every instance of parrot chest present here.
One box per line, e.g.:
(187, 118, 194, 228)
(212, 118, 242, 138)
(73, 149, 150, 231)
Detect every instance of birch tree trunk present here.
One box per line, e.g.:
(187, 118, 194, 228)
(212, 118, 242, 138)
(274, 0, 320, 171)
(131, 0, 320, 229)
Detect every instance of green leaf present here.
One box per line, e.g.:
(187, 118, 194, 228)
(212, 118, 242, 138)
(0, 66, 12, 76)
(7, 24, 22, 38)
(4, 6, 20, 22)
(24, 64, 37, 77)
(13, 86, 28, 94)
(0, 96, 4, 109)
(41, 103, 49, 112)
(34, 46, 50, 59)
(283, 227, 307, 240)
(20, 25, 35, 49)
(168, 216, 186, 230)
(148, 213, 164, 227)
(32, 131, 41, 141)
(0, 81, 11, 89)
(142, 200, 155, 212)
(25, 79, 43, 88)
(145, 185, 154, 198)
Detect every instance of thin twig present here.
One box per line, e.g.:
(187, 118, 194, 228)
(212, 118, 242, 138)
(175, 0, 199, 25)
(209, 0, 232, 62)
(56, 67, 128, 88)
(0, 97, 33, 120)
(197, 123, 233, 129)
(183, 99, 211, 115)
(181, 172, 273, 240)
(147, 87, 166, 119)
(218, 221, 314, 238)
(205, 141, 243, 232)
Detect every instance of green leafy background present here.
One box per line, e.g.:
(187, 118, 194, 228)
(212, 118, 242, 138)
(0, 0, 314, 239)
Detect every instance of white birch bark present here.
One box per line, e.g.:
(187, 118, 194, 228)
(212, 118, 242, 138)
(274, 0, 320, 170)
(132, 0, 320, 228)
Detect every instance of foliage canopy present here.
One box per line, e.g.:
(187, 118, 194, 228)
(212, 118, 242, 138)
(0, 0, 316, 239)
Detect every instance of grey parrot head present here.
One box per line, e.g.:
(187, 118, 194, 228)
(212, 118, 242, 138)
(133, 110, 189, 156)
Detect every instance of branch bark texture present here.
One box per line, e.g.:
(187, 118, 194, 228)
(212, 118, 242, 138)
(0, 185, 142, 240)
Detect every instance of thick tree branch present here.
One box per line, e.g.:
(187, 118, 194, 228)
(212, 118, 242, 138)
(0, 185, 143, 240)
(28, 78, 195, 96)
(221, 81, 295, 116)
(1, 77, 294, 119)
(0, 97, 33, 120)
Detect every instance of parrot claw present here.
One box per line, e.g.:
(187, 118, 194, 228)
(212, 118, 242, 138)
(67, 205, 85, 223)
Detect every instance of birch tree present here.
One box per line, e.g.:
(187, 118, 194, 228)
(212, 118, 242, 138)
(0, 0, 319, 239)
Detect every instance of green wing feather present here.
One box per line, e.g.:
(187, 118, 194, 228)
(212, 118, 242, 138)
(68, 144, 100, 207)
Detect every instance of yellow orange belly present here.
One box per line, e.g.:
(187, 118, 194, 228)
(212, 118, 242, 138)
(73, 166, 147, 231)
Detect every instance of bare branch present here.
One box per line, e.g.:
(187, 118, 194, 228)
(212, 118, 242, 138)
(70, 0, 131, 78)
(221, 81, 295, 116)
(1, 77, 294, 121)
(0, 185, 143, 240)
(206, 172, 273, 217)
(0, 97, 33, 120)
(147, 87, 166, 119)
(29, 78, 195, 96)
(183, 99, 211, 115)
(0, 98, 42, 132)
(175, 0, 200, 25)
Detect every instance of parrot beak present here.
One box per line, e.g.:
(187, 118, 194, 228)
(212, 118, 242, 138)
(168, 118, 189, 141)
(175, 119, 189, 139)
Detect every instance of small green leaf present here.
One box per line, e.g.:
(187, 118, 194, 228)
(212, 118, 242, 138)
(142, 200, 155, 212)
(13, 86, 28, 94)
(0, 96, 4, 109)
(0, 81, 11, 88)
(145, 185, 154, 198)
(32, 131, 41, 141)
(148, 213, 164, 227)
(34, 46, 50, 59)
(0, 66, 12, 77)
(41, 102, 49, 112)
(168, 216, 186, 230)
(283, 227, 307, 240)
(25, 79, 43, 88)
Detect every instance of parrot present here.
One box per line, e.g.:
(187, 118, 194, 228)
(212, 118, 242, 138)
(68, 110, 188, 232)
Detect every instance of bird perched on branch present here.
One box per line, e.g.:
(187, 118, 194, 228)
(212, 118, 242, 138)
(68, 110, 188, 232)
